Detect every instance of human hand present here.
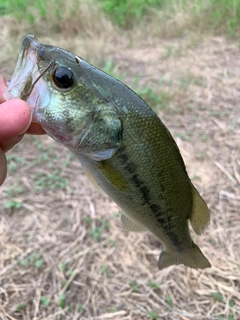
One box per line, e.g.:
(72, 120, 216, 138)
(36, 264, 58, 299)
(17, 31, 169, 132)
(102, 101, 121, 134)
(0, 75, 45, 185)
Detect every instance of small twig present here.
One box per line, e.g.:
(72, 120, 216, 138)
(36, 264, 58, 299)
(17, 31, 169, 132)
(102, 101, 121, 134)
(214, 161, 238, 186)
(95, 311, 128, 319)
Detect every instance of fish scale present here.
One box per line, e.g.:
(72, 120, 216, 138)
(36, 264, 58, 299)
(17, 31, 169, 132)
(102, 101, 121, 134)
(4, 34, 211, 270)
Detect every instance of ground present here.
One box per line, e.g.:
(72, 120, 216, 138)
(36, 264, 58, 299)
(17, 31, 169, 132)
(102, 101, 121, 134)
(0, 31, 240, 319)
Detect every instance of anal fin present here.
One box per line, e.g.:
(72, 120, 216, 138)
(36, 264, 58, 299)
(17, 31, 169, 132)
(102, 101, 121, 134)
(120, 212, 146, 233)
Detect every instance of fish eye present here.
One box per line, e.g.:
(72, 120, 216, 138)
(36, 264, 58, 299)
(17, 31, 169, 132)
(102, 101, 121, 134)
(52, 66, 74, 90)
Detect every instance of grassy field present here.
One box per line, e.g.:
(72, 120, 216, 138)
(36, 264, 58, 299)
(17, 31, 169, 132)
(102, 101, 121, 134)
(1, 0, 240, 35)
(0, 1, 240, 319)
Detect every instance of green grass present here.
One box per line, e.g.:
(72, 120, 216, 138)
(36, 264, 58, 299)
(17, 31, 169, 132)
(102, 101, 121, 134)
(97, 0, 240, 37)
(133, 74, 170, 110)
(59, 293, 66, 309)
(129, 280, 138, 292)
(211, 291, 224, 303)
(148, 280, 161, 289)
(31, 170, 69, 191)
(16, 304, 26, 312)
(0, 0, 67, 23)
(101, 265, 110, 275)
(1, 0, 240, 36)
(4, 199, 21, 209)
(4, 183, 24, 209)
(103, 60, 125, 81)
(85, 218, 110, 241)
(147, 311, 160, 320)
(19, 252, 44, 269)
(0, 0, 49, 22)
(166, 295, 173, 307)
(99, 0, 163, 27)
(40, 296, 50, 307)
(7, 155, 26, 172)
(77, 304, 84, 312)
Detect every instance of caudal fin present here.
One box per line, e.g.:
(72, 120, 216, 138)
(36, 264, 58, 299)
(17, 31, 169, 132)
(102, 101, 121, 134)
(158, 243, 211, 270)
(190, 184, 210, 235)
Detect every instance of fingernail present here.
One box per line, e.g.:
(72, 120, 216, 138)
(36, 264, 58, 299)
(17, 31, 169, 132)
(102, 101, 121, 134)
(18, 112, 33, 136)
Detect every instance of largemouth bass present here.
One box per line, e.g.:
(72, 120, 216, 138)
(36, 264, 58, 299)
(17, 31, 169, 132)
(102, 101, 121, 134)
(4, 34, 211, 270)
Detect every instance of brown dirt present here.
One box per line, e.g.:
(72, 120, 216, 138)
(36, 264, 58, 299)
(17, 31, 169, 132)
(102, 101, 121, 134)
(0, 33, 240, 320)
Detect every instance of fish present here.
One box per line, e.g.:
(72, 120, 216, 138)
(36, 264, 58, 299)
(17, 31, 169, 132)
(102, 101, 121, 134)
(4, 34, 211, 270)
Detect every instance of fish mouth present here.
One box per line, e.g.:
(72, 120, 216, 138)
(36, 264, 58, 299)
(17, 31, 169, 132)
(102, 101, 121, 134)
(3, 35, 79, 146)
(3, 34, 54, 123)
(4, 34, 38, 102)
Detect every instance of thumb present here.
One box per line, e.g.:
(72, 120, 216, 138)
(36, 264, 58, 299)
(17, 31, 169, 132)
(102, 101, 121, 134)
(0, 99, 32, 152)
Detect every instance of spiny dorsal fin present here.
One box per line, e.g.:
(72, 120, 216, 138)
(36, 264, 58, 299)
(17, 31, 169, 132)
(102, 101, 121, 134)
(120, 212, 146, 232)
(190, 184, 210, 235)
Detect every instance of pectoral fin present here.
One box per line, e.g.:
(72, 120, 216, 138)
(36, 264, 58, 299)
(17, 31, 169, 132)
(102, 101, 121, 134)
(189, 184, 210, 235)
(97, 162, 129, 192)
(81, 157, 129, 193)
(84, 148, 117, 161)
(82, 166, 105, 195)
(120, 212, 146, 232)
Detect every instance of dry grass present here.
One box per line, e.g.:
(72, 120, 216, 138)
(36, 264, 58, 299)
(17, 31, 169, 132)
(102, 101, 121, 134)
(0, 0, 120, 76)
(135, 0, 239, 39)
(0, 14, 240, 320)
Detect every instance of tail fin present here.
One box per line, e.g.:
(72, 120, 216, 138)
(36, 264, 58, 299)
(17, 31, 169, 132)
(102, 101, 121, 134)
(190, 184, 210, 235)
(158, 243, 211, 270)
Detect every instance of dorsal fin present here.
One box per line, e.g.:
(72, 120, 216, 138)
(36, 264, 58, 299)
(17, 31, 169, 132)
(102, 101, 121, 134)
(189, 184, 210, 235)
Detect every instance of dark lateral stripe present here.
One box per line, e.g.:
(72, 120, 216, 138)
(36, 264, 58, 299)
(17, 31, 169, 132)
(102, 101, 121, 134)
(119, 152, 151, 205)
(118, 150, 182, 249)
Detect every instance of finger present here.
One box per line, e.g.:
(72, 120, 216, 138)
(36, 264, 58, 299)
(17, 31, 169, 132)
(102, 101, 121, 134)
(0, 148, 7, 186)
(0, 75, 8, 104)
(0, 76, 46, 135)
(0, 99, 32, 151)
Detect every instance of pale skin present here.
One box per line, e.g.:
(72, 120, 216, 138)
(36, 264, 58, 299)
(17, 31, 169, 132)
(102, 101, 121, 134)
(0, 75, 45, 185)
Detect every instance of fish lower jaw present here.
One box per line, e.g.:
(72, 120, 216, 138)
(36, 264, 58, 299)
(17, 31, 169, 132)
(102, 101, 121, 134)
(41, 126, 76, 146)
